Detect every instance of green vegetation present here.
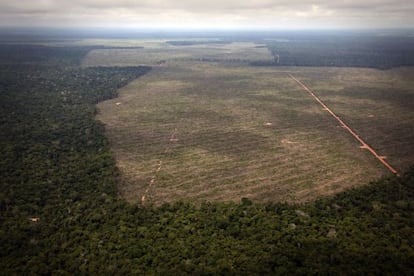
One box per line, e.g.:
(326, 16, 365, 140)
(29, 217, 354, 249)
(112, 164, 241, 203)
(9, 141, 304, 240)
(255, 35, 414, 69)
(0, 44, 94, 65)
(0, 37, 414, 274)
(0, 44, 143, 66)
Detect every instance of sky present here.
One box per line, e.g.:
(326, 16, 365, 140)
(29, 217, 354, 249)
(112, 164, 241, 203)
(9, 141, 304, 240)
(0, 0, 413, 30)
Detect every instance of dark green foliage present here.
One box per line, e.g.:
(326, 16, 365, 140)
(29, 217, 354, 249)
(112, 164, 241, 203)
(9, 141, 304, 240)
(0, 44, 414, 274)
(252, 35, 414, 69)
(0, 45, 95, 65)
(0, 45, 144, 66)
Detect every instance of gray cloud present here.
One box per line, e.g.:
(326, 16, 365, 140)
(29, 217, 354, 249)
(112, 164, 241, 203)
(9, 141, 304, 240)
(0, 0, 413, 29)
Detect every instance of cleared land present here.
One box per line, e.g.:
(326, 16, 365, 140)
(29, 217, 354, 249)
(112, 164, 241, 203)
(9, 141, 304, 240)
(90, 42, 414, 205)
(289, 74, 399, 175)
(83, 41, 273, 66)
(292, 67, 414, 172)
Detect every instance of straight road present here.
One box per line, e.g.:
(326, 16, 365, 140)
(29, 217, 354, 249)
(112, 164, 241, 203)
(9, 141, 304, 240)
(289, 74, 400, 176)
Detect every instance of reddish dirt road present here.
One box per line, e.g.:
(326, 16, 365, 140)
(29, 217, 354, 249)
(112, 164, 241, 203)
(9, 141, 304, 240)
(289, 74, 400, 176)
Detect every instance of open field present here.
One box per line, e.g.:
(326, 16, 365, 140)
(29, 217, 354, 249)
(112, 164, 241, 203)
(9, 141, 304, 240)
(83, 41, 273, 66)
(293, 67, 414, 172)
(95, 60, 414, 204)
(87, 41, 414, 205)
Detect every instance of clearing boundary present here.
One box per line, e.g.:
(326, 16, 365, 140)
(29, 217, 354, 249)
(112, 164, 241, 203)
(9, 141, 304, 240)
(289, 74, 400, 176)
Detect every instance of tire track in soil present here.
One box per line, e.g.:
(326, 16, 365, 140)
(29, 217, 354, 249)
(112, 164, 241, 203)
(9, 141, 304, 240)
(141, 128, 178, 204)
(289, 74, 400, 176)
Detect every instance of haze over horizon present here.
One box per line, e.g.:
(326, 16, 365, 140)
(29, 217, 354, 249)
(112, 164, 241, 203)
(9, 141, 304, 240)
(0, 0, 413, 31)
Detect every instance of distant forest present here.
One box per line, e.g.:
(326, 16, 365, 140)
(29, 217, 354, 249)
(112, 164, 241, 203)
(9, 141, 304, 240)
(0, 40, 413, 274)
(253, 35, 414, 69)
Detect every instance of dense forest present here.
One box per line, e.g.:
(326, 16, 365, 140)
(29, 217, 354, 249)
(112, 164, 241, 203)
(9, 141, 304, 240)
(0, 44, 414, 274)
(252, 35, 414, 69)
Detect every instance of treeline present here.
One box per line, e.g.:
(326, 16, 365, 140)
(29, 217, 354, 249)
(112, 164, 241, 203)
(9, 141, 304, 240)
(166, 40, 229, 46)
(252, 35, 414, 69)
(0, 45, 414, 274)
(0, 45, 151, 274)
(0, 45, 96, 65)
(0, 63, 150, 209)
(0, 45, 144, 66)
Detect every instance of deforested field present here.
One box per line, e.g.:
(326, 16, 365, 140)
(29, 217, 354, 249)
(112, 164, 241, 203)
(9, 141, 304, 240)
(293, 67, 414, 172)
(82, 41, 273, 66)
(95, 59, 414, 205)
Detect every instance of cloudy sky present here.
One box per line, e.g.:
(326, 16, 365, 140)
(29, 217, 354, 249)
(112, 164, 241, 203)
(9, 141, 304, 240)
(0, 0, 413, 29)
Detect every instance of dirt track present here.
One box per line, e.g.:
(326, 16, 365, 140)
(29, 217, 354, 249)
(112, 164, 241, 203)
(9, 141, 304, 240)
(289, 74, 400, 176)
(141, 128, 179, 204)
